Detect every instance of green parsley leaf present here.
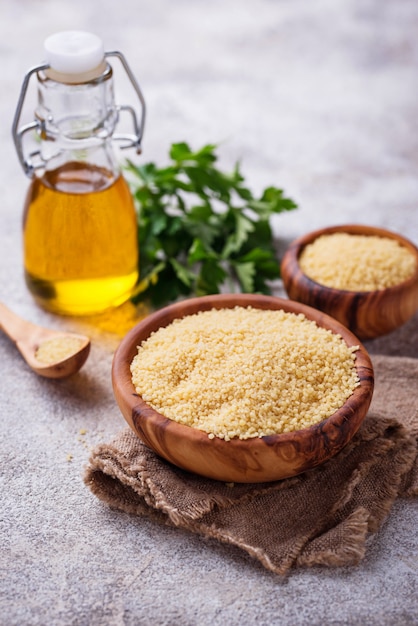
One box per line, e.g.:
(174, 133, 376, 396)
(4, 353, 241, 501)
(126, 142, 297, 308)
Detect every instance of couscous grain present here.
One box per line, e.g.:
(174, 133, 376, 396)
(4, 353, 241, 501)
(299, 232, 416, 291)
(130, 307, 360, 441)
(35, 336, 86, 364)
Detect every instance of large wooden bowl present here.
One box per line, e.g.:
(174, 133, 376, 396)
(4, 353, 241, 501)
(112, 294, 374, 483)
(281, 224, 418, 341)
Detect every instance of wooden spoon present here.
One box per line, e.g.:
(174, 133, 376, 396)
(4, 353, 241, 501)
(0, 302, 90, 378)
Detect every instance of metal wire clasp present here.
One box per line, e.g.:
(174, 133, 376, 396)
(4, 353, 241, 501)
(12, 51, 146, 178)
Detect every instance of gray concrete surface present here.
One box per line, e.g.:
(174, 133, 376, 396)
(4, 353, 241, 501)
(1, 1, 418, 624)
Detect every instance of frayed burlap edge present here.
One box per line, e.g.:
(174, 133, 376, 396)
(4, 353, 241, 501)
(84, 414, 417, 577)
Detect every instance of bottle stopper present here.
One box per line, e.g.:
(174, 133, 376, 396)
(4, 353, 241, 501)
(43, 30, 106, 81)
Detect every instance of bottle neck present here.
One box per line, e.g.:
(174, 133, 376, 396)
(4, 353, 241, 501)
(40, 159, 119, 194)
(34, 64, 120, 179)
(39, 141, 120, 189)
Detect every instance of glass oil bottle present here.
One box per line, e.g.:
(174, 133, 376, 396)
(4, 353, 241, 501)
(12, 31, 146, 315)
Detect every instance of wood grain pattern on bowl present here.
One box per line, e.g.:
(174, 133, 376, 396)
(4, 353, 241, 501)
(112, 294, 374, 483)
(281, 224, 418, 340)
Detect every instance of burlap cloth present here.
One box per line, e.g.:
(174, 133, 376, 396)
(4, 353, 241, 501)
(84, 312, 418, 577)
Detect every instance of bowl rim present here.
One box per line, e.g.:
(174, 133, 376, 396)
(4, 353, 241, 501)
(284, 223, 418, 295)
(112, 294, 374, 459)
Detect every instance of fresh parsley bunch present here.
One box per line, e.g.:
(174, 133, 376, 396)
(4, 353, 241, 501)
(126, 142, 297, 308)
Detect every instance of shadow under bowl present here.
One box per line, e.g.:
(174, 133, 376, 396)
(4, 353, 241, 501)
(281, 224, 418, 341)
(112, 293, 374, 483)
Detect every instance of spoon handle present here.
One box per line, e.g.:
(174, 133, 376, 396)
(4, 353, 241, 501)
(0, 302, 37, 343)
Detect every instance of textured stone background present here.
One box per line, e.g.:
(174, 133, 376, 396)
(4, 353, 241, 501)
(1, 1, 418, 624)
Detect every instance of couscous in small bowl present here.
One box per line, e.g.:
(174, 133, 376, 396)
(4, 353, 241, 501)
(112, 294, 374, 483)
(281, 224, 418, 341)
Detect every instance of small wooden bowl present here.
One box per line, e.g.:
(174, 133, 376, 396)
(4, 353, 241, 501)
(281, 224, 418, 341)
(112, 294, 374, 483)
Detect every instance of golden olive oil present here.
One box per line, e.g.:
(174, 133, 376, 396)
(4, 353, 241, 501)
(23, 162, 139, 315)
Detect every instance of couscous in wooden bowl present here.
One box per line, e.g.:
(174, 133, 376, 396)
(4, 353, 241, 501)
(281, 224, 418, 341)
(112, 294, 374, 483)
